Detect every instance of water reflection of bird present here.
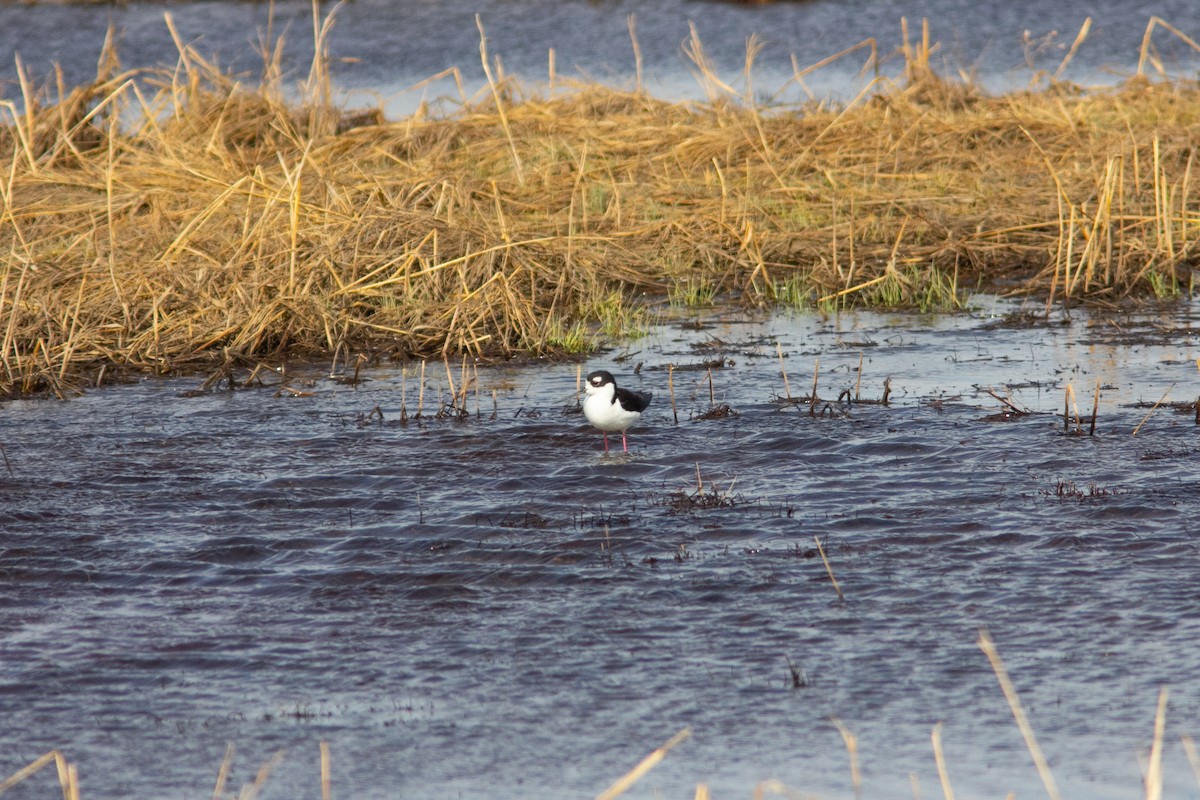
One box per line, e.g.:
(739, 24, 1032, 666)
(582, 370, 652, 453)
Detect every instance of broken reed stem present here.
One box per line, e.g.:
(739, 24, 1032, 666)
(707, 368, 715, 406)
(320, 741, 332, 800)
(668, 363, 678, 424)
(1063, 383, 1080, 433)
(417, 360, 426, 417)
(1145, 688, 1168, 800)
(443, 356, 457, 409)
(830, 718, 862, 800)
(212, 743, 234, 800)
(931, 722, 956, 800)
(1132, 382, 1174, 436)
(594, 727, 691, 800)
(242, 750, 286, 800)
(459, 354, 469, 409)
(1181, 734, 1200, 789)
(776, 342, 792, 399)
(695, 462, 704, 495)
(813, 535, 844, 601)
(52, 751, 75, 800)
(473, 361, 480, 416)
(977, 629, 1063, 800)
(855, 352, 863, 402)
(0, 751, 65, 795)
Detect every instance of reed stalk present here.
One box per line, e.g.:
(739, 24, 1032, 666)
(776, 342, 792, 399)
(830, 718, 862, 800)
(931, 722, 956, 800)
(1145, 688, 1168, 800)
(977, 629, 1063, 800)
(320, 741, 332, 800)
(1132, 383, 1174, 436)
(594, 727, 691, 800)
(813, 534, 845, 601)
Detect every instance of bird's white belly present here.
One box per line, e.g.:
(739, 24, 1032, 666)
(583, 395, 640, 431)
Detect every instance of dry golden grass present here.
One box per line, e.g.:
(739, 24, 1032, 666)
(3, 12, 1200, 396)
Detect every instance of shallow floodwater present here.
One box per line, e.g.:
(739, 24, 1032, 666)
(2, 298, 1200, 799)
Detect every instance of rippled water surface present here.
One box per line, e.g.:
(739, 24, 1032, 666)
(3, 299, 1200, 799)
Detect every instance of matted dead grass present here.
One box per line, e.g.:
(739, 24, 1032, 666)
(2, 12, 1199, 397)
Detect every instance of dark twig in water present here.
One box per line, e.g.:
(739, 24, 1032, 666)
(985, 387, 1029, 416)
(357, 406, 385, 428)
(1089, 378, 1100, 436)
(668, 363, 678, 424)
(0, 444, 13, 478)
(785, 655, 808, 689)
(809, 358, 820, 417)
(696, 403, 738, 420)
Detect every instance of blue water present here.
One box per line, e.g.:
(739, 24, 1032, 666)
(3, 297, 1200, 798)
(2, 0, 1200, 116)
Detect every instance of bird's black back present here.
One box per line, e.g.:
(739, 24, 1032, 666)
(615, 387, 652, 413)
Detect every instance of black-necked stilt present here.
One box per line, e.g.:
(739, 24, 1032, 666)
(582, 370, 652, 453)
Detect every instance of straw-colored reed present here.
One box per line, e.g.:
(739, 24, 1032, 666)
(3, 11, 1200, 396)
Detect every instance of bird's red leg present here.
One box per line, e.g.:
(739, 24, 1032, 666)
(621, 431, 629, 452)
(602, 432, 609, 452)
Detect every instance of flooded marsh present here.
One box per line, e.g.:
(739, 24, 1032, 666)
(4, 2, 1200, 796)
(3, 299, 1200, 799)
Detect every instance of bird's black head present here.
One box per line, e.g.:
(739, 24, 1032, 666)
(586, 370, 616, 389)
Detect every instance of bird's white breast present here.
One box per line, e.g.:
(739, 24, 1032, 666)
(583, 384, 640, 432)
